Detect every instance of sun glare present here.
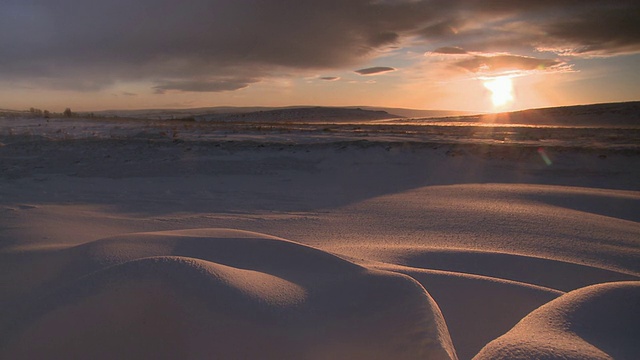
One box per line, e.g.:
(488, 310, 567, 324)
(484, 76, 514, 108)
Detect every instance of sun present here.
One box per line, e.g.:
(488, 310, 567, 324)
(483, 76, 514, 108)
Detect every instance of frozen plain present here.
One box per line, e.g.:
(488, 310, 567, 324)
(1, 110, 639, 359)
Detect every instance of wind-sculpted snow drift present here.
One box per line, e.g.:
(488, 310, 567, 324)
(475, 281, 640, 360)
(0, 229, 458, 360)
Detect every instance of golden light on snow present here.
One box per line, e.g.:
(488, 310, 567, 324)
(483, 76, 514, 108)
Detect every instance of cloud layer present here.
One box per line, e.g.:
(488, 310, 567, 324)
(453, 55, 563, 74)
(355, 67, 397, 75)
(1, 0, 638, 93)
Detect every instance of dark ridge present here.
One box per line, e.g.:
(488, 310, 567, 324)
(195, 106, 400, 123)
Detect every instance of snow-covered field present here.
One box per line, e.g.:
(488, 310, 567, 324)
(1, 112, 639, 359)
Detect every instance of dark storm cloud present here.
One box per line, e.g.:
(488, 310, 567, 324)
(0, 0, 433, 92)
(1, 0, 638, 92)
(542, 6, 640, 55)
(355, 67, 396, 75)
(421, 0, 640, 56)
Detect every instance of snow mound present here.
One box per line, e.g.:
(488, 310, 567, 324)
(474, 281, 640, 360)
(1, 229, 457, 360)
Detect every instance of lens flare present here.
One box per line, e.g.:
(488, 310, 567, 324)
(537, 147, 553, 166)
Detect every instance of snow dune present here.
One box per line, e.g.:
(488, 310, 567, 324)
(1, 229, 457, 360)
(475, 281, 640, 360)
(2, 183, 638, 359)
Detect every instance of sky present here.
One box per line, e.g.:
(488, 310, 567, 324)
(1, 0, 639, 113)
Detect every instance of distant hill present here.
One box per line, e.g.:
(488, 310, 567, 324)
(382, 101, 640, 127)
(477, 101, 640, 127)
(4, 102, 638, 126)
(94, 106, 277, 120)
(92, 105, 473, 121)
(358, 106, 476, 119)
(195, 107, 400, 123)
(93, 106, 402, 122)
